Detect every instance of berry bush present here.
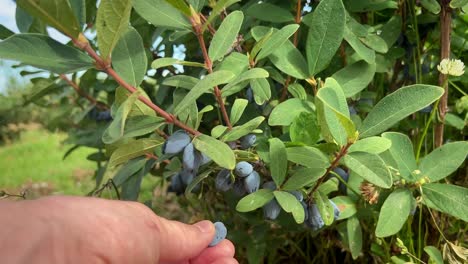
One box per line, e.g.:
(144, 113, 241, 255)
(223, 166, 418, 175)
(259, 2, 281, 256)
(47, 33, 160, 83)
(1, 0, 467, 262)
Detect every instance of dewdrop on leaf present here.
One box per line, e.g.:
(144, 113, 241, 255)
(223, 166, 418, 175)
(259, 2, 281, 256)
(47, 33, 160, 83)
(437, 58, 465, 76)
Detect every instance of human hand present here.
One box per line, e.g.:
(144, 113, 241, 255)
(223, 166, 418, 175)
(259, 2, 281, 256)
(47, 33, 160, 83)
(0, 196, 237, 264)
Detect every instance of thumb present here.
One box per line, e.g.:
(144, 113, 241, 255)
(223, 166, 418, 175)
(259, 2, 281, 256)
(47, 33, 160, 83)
(154, 216, 215, 262)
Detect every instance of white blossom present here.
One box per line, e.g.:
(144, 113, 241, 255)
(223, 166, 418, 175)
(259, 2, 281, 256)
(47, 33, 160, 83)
(437, 58, 465, 76)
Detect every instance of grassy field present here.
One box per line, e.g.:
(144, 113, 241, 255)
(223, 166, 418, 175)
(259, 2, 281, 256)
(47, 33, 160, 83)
(0, 129, 96, 196)
(0, 128, 160, 201)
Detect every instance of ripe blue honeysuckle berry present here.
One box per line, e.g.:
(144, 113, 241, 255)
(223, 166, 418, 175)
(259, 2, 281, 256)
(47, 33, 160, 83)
(289, 190, 303, 202)
(182, 143, 202, 173)
(180, 170, 195, 186)
(333, 167, 349, 193)
(209, 222, 227, 247)
(301, 201, 309, 221)
(240, 134, 257, 149)
(262, 181, 277, 191)
(232, 180, 246, 197)
(329, 200, 341, 220)
(163, 130, 191, 155)
(244, 171, 260, 193)
(307, 204, 324, 231)
(168, 172, 184, 195)
(263, 199, 281, 220)
(234, 161, 253, 177)
(215, 169, 233, 192)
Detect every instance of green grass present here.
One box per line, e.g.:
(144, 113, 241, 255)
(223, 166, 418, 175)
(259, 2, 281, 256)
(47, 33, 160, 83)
(0, 129, 96, 195)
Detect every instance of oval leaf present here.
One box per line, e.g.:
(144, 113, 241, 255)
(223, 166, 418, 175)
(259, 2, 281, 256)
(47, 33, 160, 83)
(422, 183, 468, 222)
(193, 134, 236, 169)
(236, 189, 274, 212)
(419, 141, 468, 182)
(359, 85, 444, 138)
(274, 191, 305, 223)
(375, 188, 414, 237)
(209, 11, 244, 61)
(269, 138, 288, 186)
(343, 152, 392, 188)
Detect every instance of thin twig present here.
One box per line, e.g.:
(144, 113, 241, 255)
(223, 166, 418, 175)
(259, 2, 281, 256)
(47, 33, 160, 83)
(190, 16, 233, 129)
(293, 0, 302, 47)
(434, 1, 452, 147)
(72, 37, 200, 136)
(59, 74, 108, 109)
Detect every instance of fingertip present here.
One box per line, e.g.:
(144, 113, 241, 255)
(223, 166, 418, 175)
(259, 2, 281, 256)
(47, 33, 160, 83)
(193, 220, 215, 235)
(190, 240, 235, 264)
(209, 257, 239, 264)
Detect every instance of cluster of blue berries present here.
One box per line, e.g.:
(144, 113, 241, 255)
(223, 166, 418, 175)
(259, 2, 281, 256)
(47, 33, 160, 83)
(88, 107, 112, 121)
(164, 131, 210, 195)
(261, 181, 340, 230)
(215, 134, 259, 195)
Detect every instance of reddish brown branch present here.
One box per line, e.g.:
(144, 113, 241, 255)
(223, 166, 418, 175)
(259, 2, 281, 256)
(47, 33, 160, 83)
(293, 0, 302, 47)
(59, 74, 105, 108)
(72, 37, 200, 136)
(279, 77, 291, 102)
(190, 16, 233, 130)
(307, 142, 353, 201)
(434, 2, 451, 147)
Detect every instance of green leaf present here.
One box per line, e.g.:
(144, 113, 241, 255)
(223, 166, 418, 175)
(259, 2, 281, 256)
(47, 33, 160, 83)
(185, 169, 215, 195)
(421, 0, 441, 14)
(256, 24, 299, 61)
(222, 116, 265, 141)
(250, 78, 271, 105)
(96, 0, 132, 61)
(331, 196, 356, 220)
(15, 5, 33, 33)
(346, 216, 362, 259)
(344, 152, 393, 188)
(193, 134, 236, 169)
(274, 191, 305, 224)
(332, 60, 376, 97)
(112, 27, 147, 87)
(450, 0, 468, 8)
(250, 28, 274, 60)
(215, 52, 249, 77)
(445, 113, 466, 130)
(165, 0, 191, 16)
(174, 70, 235, 115)
(202, 0, 240, 32)
(348, 137, 391, 154)
(112, 157, 147, 186)
(344, 0, 398, 12)
(290, 112, 320, 145)
(288, 83, 307, 100)
(313, 190, 334, 225)
(162, 75, 199, 90)
(269, 138, 288, 186)
(221, 68, 269, 97)
(102, 91, 141, 144)
(344, 26, 375, 64)
(230, 99, 248, 126)
(152, 58, 205, 70)
(108, 138, 163, 168)
(359, 85, 444, 138)
(422, 183, 468, 222)
(286, 146, 330, 168)
(24, 78, 62, 104)
(114, 87, 155, 117)
(361, 34, 388, 54)
(123, 115, 165, 139)
(246, 3, 294, 23)
(236, 189, 275, 212)
(0, 25, 14, 40)
(69, 0, 86, 26)
(251, 26, 309, 79)
(132, 0, 191, 30)
(424, 246, 444, 264)
(211, 125, 228, 138)
(316, 81, 356, 145)
(419, 142, 468, 182)
(0, 34, 93, 74)
(269, 98, 315, 126)
(375, 188, 413, 237)
(282, 167, 325, 191)
(380, 16, 402, 47)
(382, 132, 417, 181)
(318, 177, 339, 195)
(121, 164, 146, 201)
(17, 0, 80, 37)
(209, 11, 243, 61)
(306, 0, 346, 75)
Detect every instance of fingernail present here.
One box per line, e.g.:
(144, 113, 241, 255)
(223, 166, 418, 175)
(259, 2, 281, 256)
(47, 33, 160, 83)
(194, 220, 213, 233)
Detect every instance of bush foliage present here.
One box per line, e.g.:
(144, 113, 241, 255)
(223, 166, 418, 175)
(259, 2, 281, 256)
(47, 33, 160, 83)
(1, 0, 467, 263)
